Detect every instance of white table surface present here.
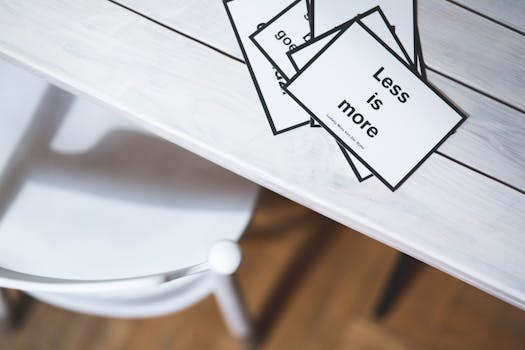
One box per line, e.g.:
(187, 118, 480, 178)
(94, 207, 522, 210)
(0, 0, 523, 309)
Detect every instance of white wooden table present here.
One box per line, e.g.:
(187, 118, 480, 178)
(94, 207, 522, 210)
(0, 1, 524, 309)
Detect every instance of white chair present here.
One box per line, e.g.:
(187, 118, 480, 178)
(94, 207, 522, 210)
(0, 58, 259, 342)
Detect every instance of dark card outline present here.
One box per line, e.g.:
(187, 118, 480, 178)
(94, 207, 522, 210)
(305, 0, 319, 127)
(310, 117, 322, 127)
(223, 0, 309, 135)
(310, 0, 317, 37)
(339, 144, 374, 182)
(306, 0, 314, 38)
(283, 20, 468, 191)
(412, 0, 419, 67)
(413, 0, 427, 81)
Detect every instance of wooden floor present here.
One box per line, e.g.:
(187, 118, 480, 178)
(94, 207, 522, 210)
(1, 189, 524, 350)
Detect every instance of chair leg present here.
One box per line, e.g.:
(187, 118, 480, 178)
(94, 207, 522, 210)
(209, 241, 254, 347)
(373, 253, 420, 318)
(0, 289, 11, 331)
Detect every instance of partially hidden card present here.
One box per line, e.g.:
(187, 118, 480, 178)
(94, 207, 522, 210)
(289, 7, 413, 69)
(249, 0, 321, 129)
(251, 0, 312, 80)
(311, 0, 417, 64)
(284, 21, 466, 190)
(223, 0, 309, 134)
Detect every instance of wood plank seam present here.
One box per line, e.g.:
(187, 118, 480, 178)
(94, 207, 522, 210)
(426, 66, 525, 115)
(435, 151, 525, 195)
(105, 0, 525, 196)
(415, 8, 525, 115)
(446, 0, 525, 37)
(420, 0, 525, 111)
(106, 0, 245, 64)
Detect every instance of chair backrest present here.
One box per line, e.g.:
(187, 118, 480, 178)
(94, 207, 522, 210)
(0, 238, 243, 293)
(0, 262, 209, 294)
(0, 58, 258, 289)
(0, 59, 253, 340)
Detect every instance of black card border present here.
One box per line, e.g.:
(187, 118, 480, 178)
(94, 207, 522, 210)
(223, 0, 309, 135)
(339, 144, 374, 182)
(283, 20, 468, 191)
(413, 0, 427, 81)
(304, 0, 320, 128)
(310, 0, 317, 37)
(306, 0, 314, 38)
(412, 0, 419, 66)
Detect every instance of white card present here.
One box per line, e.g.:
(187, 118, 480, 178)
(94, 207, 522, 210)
(285, 21, 466, 190)
(224, 0, 309, 134)
(311, 0, 416, 64)
(287, 7, 413, 182)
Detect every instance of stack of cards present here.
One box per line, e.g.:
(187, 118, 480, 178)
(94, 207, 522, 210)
(224, 0, 466, 191)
